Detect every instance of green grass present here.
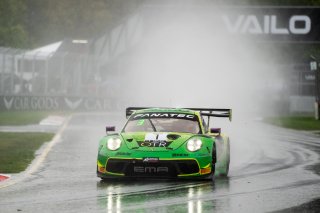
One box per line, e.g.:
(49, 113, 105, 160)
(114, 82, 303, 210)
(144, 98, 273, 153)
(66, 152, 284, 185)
(0, 132, 54, 173)
(265, 117, 320, 131)
(0, 111, 66, 126)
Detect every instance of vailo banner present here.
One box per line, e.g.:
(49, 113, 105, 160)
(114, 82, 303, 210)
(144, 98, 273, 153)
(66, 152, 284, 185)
(215, 7, 320, 42)
(141, 6, 320, 42)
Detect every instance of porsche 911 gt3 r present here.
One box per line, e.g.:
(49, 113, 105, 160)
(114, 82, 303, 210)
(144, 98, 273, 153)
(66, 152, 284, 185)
(97, 107, 231, 180)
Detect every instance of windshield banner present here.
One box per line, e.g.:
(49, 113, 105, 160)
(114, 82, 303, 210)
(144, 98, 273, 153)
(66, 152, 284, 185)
(131, 113, 196, 120)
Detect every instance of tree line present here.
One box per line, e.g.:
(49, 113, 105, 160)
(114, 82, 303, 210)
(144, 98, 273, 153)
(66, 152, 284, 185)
(0, 0, 320, 49)
(0, 0, 142, 49)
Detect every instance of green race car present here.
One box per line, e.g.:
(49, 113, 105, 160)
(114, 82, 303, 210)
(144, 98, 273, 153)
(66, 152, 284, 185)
(97, 107, 231, 180)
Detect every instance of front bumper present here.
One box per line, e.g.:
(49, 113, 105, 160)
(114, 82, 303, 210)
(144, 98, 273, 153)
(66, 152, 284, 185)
(97, 158, 212, 179)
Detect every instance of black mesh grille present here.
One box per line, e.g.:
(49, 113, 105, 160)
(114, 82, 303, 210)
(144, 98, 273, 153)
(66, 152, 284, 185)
(106, 160, 126, 173)
(177, 161, 199, 174)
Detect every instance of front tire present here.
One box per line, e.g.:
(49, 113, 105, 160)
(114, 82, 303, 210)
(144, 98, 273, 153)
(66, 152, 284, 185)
(211, 144, 216, 180)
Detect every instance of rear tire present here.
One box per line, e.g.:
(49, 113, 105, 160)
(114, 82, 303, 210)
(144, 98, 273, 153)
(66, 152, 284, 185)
(211, 165, 216, 181)
(211, 144, 216, 181)
(215, 136, 230, 176)
(221, 138, 230, 176)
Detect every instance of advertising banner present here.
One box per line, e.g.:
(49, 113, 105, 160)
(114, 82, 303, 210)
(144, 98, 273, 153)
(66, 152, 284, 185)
(0, 96, 120, 111)
(217, 7, 320, 43)
(144, 6, 320, 43)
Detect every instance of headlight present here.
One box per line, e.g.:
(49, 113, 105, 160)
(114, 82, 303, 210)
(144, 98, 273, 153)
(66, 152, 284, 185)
(187, 138, 202, 152)
(106, 138, 121, 151)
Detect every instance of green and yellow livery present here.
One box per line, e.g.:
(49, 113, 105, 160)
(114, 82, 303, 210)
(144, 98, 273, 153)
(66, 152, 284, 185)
(97, 107, 231, 180)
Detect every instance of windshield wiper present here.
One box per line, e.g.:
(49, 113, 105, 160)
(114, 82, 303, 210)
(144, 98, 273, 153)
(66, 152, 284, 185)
(148, 119, 157, 132)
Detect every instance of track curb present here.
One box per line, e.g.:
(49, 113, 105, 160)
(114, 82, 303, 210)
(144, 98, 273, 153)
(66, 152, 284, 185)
(0, 174, 10, 182)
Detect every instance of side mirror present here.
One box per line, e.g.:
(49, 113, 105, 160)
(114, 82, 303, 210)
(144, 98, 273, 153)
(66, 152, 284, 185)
(106, 126, 115, 134)
(210, 128, 221, 134)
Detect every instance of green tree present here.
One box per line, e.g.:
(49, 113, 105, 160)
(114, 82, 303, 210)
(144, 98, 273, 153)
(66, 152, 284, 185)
(2, 0, 320, 49)
(0, 0, 28, 48)
(25, 0, 142, 47)
(215, 0, 320, 5)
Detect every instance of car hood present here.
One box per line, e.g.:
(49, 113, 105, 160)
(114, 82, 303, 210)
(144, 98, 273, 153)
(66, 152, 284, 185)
(120, 132, 193, 151)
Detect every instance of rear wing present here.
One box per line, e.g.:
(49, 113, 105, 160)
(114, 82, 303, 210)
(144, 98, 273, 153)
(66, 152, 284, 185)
(189, 108, 232, 121)
(126, 107, 149, 118)
(125, 107, 232, 121)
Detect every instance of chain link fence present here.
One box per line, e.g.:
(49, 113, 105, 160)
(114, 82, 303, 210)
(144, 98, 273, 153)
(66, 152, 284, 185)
(0, 46, 126, 111)
(0, 47, 117, 97)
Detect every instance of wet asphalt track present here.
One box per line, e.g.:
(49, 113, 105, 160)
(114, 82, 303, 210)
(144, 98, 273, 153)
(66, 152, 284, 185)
(0, 113, 320, 213)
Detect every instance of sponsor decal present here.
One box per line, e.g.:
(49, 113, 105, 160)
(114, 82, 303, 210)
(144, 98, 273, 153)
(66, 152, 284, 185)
(145, 133, 167, 142)
(4, 97, 14, 110)
(138, 141, 171, 147)
(196, 153, 211, 157)
(305, 74, 315, 81)
(115, 152, 131, 156)
(137, 119, 145, 126)
(64, 98, 83, 110)
(172, 153, 189, 157)
(132, 113, 195, 120)
(2, 96, 59, 110)
(222, 15, 311, 35)
(84, 99, 113, 110)
(138, 133, 172, 147)
(0, 96, 119, 111)
(143, 157, 159, 163)
(133, 166, 169, 173)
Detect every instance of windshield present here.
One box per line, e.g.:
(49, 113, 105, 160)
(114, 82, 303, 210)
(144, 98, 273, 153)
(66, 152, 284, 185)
(123, 112, 201, 134)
